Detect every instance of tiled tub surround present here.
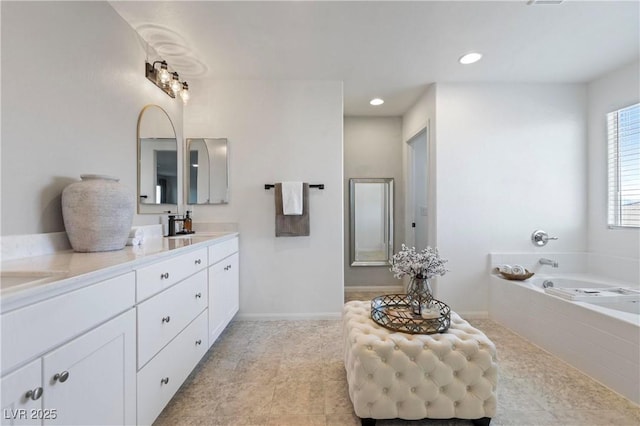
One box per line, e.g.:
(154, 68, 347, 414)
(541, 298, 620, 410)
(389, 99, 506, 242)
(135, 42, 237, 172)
(489, 274, 640, 405)
(0, 231, 239, 425)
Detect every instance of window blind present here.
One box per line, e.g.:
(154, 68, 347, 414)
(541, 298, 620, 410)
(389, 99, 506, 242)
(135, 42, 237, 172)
(607, 103, 640, 228)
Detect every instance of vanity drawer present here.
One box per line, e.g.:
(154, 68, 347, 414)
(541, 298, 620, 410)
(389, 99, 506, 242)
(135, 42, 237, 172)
(137, 310, 208, 426)
(208, 237, 238, 265)
(136, 247, 207, 302)
(1, 272, 135, 375)
(137, 270, 207, 368)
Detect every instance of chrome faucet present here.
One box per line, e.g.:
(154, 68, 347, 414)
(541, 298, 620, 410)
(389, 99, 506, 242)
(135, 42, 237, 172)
(539, 258, 559, 268)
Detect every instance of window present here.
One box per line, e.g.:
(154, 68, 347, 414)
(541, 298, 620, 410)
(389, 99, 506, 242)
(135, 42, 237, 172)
(607, 103, 640, 228)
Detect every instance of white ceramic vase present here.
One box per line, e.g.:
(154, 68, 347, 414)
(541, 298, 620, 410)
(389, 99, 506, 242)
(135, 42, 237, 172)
(62, 174, 134, 252)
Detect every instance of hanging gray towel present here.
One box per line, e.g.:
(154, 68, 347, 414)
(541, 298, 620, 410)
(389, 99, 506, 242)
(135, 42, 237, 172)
(275, 183, 310, 237)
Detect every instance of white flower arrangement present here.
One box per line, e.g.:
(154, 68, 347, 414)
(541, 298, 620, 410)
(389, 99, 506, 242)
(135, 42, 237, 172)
(390, 244, 448, 279)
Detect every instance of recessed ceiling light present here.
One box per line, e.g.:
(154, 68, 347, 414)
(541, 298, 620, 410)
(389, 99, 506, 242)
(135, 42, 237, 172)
(370, 98, 384, 106)
(459, 52, 483, 65)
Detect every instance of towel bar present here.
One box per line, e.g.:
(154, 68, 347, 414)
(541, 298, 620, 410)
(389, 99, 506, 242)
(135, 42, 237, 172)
(264, 184, 324, 190)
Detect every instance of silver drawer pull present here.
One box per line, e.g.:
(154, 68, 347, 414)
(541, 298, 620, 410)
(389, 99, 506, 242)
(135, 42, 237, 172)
(195, 259, 202, 265)
(53, 371, 69, 383)
(160, 377, 169, 385)
(25, 387, 43, 401)
(160, 272, 170, 280)
(195, 292, 202, 299)
(195, 339, 202, 346)
(162, 316, 171, 323)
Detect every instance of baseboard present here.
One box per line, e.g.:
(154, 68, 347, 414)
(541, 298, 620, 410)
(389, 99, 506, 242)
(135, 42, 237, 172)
(345, 285, 404, 293)
(236, 312, 341, 321)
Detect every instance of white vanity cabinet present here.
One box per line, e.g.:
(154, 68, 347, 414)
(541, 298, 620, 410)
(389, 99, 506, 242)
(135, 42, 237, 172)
(1, 232, 240, 426)
(208, 237, 240, 347)
(135, 247, 210, 425)
(0, 273, 136, 426)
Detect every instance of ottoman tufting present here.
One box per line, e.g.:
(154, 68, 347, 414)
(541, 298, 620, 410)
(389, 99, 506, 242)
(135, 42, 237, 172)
(343, 301, 497, 426)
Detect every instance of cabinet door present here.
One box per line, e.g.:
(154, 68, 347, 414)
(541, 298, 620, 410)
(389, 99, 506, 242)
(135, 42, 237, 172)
(208, 261, 228, 347)
(226, 253, 240, 320)
(42, 309, 136, 426)
(1, 359, 42, 426)
(208, 253, 240, 348)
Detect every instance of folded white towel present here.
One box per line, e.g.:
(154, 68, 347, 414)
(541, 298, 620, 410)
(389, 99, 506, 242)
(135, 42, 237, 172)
(282, 182, 303, 215)
(498, 264, 513, 274)
(129, 228, 144, 238)
(511, 265, 526, 275)
(126, 237, 143, 246)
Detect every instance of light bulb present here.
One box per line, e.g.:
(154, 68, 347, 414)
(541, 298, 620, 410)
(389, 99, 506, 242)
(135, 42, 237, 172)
(170, 73, 182, 95)
(158, 61, 171, 85)
(180, 82, 190, 104)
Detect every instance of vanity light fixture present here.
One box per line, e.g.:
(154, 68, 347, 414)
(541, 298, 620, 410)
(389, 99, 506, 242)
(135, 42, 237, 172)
(145, 60, 190, 104)
(370, 98, 384, 106)
(459, 52, 483, 65)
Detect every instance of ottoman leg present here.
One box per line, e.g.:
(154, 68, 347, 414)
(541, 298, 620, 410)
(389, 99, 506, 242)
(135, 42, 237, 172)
(471, 417, 491, 426)
(360, 418, 376, 426)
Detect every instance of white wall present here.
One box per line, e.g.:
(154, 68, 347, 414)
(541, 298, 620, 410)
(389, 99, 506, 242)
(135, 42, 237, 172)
(1, 1, 183, 236)
(405, 83, 588, 314)
(343, 117, 403, 287)
(587, 60, 640, 281)
(184, 80, 344, 318)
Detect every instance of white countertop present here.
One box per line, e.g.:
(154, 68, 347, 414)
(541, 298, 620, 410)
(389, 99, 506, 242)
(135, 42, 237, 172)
(1, 232, 238, 313)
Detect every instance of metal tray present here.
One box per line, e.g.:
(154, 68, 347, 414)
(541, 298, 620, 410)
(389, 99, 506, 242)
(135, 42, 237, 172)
(371, 294, 451, 334)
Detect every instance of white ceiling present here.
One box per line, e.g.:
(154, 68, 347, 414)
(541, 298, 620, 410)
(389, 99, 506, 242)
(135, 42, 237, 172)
(110, 1, 640, 116)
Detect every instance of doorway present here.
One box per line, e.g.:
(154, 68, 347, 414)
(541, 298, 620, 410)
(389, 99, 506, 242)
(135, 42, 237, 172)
(407, 128, 428, 250)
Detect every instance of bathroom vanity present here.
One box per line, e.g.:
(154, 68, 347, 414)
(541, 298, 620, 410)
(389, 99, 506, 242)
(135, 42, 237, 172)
(0, 233, 239, 425)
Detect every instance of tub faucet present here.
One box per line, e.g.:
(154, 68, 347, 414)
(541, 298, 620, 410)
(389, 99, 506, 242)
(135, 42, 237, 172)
(539, 258, 559, 268)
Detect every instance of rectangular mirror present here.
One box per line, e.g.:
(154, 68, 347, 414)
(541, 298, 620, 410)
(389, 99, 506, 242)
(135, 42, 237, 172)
(349, 178, 394, 266)
(186, 138, 229, 205)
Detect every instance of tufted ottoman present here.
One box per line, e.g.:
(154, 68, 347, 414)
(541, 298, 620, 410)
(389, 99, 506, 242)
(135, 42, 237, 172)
(343, 301, 497, 426)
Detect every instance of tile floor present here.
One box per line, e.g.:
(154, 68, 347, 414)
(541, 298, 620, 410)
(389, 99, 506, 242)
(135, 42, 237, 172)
(154, 293, 640, 426)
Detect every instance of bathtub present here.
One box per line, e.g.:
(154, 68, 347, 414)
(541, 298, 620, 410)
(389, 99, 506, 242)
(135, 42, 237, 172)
(489, 273, 640, 404)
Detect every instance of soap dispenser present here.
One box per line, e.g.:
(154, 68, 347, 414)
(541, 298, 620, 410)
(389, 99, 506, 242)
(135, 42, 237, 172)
(184, 211, 193, 233)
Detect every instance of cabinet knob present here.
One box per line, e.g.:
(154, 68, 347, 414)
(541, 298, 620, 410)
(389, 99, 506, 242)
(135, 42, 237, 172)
(25, 387, 43, 401)
(195, 259, 202, 265)
(228, 264, 232, 270)
(160, 377, 170, 385)
(195, 292, 202, 299)
(53, 371, 70, 383)
(195, 339, 202, 346)
(160, 272, 170, 279)
(162, 316, 171, 323)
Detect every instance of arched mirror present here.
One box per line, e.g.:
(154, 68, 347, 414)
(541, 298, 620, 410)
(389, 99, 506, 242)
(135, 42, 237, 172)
(186, 138, 229, 205)
(137, 105, 178, 214)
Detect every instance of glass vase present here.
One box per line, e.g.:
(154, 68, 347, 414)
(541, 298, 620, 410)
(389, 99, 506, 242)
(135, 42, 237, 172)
(406, 276, 433, 316)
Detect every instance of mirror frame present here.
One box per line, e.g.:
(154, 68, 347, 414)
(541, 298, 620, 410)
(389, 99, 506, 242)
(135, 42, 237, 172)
(186, 138, 230, 205)
(137, 104, 179, 214)
(349, 178, 394, 266)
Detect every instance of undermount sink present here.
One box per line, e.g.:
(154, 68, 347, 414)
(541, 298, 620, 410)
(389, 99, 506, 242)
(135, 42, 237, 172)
(1, 270, 67, 290)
